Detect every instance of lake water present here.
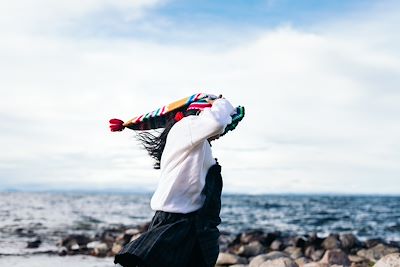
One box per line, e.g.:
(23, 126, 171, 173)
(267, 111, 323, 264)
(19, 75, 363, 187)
(0, 192, 399, 258)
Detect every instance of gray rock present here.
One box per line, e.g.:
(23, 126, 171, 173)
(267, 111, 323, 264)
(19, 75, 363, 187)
(357, 244, 399, 262)
(351, 262, 373, 267)
(348, 255, 368, 263)
(238, 241, 266, 257)
(319, 249, 351, 266)
(115, 228, 140, 245)
(311, 250, 325, 261)
(263, 232, 282, 247)
(305, 246, 325, 261)
(130, 233, 142, 242)
(349, 257, 373, 267)
(295, 257, 312, 267)
(93, 242, 109, 257)
(240, 230, 266, 244)
(284, 247, 303, 259)
(60, 234, 91, 250)
(99, 230, 117, 245)
(111, 243, 123, 255)
(303, 263, 328, 267)
(27, 239, 42, 248)
(70, 243, 80, 251)
(340, 234, 359, 251)
(308, 233, 324, 247)
(305, 246, 316, 258)
(322, 235, 341, 250)
(271, 240, 284, 251)
(216, 252, 248, 266)
(249, 252, 290, 267)
(125, 228, 140, 235)
(259, 257, 298, 267)
(365, 239, 386, 249)
(374, 253, 400, 267)
(289, 237, 307, 248)
(58, 246, 68, 256)
(86, 241, 101, 249)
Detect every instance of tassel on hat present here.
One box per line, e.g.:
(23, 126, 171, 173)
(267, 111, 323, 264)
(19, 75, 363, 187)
(109, 118, 125, 132)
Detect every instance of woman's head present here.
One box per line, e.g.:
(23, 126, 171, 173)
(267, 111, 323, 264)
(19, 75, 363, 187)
(135, 94, 223, 169)
(135, 107, 205, 169)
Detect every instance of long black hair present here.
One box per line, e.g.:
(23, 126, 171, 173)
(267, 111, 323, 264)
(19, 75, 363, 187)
(135, 109, 200, 169)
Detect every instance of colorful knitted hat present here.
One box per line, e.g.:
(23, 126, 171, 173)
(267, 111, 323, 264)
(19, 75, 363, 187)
(109, 93, 245, 135)
(110, 93, 212, 132)
(186, 98, 212, 111)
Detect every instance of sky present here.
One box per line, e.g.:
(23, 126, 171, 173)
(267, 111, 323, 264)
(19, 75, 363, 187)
(0, 0, 399, 194)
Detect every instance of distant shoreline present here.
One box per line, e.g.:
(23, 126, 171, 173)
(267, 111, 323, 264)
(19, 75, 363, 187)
(1, 189, 400, 197)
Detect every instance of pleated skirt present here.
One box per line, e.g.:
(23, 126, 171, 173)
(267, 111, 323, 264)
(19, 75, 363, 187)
(114, 163, 223, 267)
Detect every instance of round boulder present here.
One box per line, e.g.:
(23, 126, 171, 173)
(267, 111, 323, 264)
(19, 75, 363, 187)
(216, 252, 248, 266)
(238, 241, 266, 257)
(322, 235, 341, 250)
(340, 234, 359, 251)
(295, 257, 311, 267)
(250, 252, 291, 267)
(357, 244, 399, 262)
(374, 253, 400, 267)
(92, 242, 109, 257)
(271, 240, 284, 251)
(259, 257, 298, 267)
(319, 249, 351, 266)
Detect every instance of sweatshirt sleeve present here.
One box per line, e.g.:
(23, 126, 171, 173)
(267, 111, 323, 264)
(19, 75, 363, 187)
(188, 98, 235, 146)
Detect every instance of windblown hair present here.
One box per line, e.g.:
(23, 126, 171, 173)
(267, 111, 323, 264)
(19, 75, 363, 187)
(135, 109, 200, 169)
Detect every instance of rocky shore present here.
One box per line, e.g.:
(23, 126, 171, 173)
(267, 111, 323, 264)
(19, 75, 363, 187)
(27, 222, 400, 267)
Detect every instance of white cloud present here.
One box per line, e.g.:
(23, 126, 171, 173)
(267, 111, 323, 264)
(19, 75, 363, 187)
(0, 0, 161, 29)
(0, 1, 399, 193)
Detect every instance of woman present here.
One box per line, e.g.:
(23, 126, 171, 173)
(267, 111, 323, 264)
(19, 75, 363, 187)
(110, 94, 244, 267)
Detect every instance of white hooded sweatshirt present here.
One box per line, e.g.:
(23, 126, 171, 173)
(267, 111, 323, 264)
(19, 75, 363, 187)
(150, 98, 235, 213)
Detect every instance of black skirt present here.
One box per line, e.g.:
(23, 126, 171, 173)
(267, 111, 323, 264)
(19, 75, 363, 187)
(114, 163, 223, 267)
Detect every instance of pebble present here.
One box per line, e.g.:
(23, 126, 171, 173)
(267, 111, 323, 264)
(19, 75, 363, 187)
(111, 243, 123, 255)
(58, 246, 68, 256)
(93, 242, 108, 257)
(27, 239, 42, 248)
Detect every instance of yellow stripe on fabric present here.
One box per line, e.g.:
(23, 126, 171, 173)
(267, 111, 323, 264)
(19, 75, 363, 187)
(166, 96, 191, 112)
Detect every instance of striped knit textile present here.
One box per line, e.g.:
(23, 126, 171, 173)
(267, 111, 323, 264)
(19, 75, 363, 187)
(186, 99, 212, 111)
(110, 93, 245, 135)
(221, 105, 245, 136)
(123, 93, 211, 130)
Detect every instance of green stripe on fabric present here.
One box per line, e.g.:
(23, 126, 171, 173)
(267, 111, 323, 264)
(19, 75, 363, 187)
(221, 106, 245, 136)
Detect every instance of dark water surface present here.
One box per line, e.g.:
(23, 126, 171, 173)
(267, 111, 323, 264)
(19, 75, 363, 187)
(0, 192, 399, 255)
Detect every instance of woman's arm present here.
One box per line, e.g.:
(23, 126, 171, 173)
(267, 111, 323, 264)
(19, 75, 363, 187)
(188, 98, 235, 146)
